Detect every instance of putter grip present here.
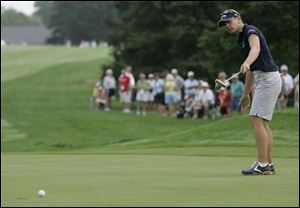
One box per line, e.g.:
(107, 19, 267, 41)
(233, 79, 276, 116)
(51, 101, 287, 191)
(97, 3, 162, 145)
(226, 70, 242, 82)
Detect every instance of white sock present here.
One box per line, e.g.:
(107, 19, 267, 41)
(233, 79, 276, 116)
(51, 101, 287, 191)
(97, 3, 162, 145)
(269, 163, 273, 166)
(258, 162, 268, 167)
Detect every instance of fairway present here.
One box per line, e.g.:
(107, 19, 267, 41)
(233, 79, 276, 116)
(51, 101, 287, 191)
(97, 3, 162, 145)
(1, 46, 299, 207)
(1, 154, 298, 207)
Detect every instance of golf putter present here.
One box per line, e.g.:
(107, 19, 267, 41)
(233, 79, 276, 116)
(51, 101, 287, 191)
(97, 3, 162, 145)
(215, 69, 243, 92)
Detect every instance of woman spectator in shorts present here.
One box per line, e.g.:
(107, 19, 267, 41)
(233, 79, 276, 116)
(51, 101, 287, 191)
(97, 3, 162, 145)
(118, 69, 132, 113)
(136, 73, 150, 115)
(103, 69, 116, 111)
(147, 73, 156, 112)
(164, 73, 177, 117)
(153, 72, 166, 116)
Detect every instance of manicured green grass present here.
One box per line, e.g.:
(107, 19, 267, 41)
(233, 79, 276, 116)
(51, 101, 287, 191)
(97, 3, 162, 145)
(1, 155, 299, 207)
(1, 45, 111, 82)
(1, 46, 299, 206)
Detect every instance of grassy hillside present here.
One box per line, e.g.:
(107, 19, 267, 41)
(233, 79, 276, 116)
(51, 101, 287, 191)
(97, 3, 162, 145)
(1, 46, 299, 157)
(1, 46, 111, 82)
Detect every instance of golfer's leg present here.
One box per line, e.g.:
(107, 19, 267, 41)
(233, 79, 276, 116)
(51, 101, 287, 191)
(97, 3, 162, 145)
(251, 116, 268, 163)
(263, 120, 273, 164)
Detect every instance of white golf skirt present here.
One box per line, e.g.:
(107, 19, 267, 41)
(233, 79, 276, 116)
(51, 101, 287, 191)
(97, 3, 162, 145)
(250, 71, 282, 121)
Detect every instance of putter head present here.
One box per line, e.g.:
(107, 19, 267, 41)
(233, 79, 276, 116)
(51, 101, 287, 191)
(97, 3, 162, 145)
(215, 79, 230, 92)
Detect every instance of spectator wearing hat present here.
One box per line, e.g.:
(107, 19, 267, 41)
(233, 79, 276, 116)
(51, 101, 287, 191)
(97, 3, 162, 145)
(200, 81, 215, 119)
(125, 66, 135, 112)
(277, 64, 294, 109)
(171, 68, 185, 106)
(184, 71, 199, 99)
(183, 71, 198, 118)
(90, 81, 102, 110)
(192, 82, 203, 119)
(118, 68, 132, 113)
(193, 81, 215, 119)
(103, 69, 116, 111)
(96, 86, 108, 111)
(91, 81, 107, 111)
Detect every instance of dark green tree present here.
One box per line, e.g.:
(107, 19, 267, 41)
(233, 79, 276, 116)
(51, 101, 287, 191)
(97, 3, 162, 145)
(110, 1, 299, 83)
(34, 1, 55, 27)
(110, 1, 220, 79)
(34, 1, 119, 45)
(1, 7, 42, 26)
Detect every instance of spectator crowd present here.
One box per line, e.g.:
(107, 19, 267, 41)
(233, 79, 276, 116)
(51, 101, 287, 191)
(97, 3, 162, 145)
(90, 64, 299, 120)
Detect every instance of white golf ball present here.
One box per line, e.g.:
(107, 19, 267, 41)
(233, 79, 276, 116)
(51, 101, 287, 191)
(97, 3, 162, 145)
(37, 189, 46, 197)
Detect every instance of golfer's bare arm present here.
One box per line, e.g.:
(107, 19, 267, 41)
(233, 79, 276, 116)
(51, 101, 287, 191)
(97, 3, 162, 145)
(243, 71, 254, 96)
(243, 34, 261, 96)
(243, 34, 260, 69)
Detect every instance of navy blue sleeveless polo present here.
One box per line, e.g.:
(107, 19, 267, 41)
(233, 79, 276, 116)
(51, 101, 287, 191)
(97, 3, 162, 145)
(237, 24, 278, 72)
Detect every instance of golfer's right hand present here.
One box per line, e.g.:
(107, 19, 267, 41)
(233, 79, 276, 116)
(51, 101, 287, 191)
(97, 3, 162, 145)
(239, 95, 250, 112)
(240, 63, 250, 74)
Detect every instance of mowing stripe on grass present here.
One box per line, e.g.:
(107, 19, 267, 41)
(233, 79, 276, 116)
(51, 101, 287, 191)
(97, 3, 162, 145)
(108, 113, 250, 147)
(1, 46, 112, 82)
(1, 118, 27, 142)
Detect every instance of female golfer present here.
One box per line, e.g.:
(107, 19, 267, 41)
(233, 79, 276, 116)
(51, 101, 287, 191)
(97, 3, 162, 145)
(218, 9, 282, 175)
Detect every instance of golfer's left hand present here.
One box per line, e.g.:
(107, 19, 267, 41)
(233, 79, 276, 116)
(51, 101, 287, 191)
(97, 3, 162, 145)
(239, 95, 250, 112)
(240, 63, 250, 74)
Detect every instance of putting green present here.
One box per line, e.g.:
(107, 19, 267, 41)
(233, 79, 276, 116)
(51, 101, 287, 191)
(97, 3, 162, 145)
(1, 154, 298, 207)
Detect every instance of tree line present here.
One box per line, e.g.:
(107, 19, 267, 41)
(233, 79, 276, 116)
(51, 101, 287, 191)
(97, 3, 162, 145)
(2, 1, 299, 83)
(109, 1, 299, 82)
(1, 6, 42, 26)
(34, 1, 119, 45)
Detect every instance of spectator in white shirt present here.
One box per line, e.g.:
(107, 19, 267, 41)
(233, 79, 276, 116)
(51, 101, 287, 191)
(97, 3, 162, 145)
(171, 68, 185, 104)
(277, 64, 294, 109)
(184, 71, 199, 99)
(193, 81, 215, 119)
